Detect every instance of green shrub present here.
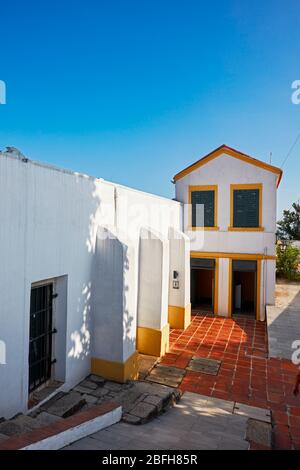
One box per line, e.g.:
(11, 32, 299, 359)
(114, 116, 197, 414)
(276, 244, 300, 280)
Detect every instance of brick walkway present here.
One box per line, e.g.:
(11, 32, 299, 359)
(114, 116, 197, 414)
(160, 313, 300, 450)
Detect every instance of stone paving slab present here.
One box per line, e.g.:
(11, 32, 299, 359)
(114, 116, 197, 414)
(78, 379, 98, 390)
(187, 356, 221, 375)
(246, 418, 272, 448)
(39, 391, 66, 411)
(138, 354, 158, 380)
(145, 375, 181, 387)
(233, 402, 271, 424)
(145, 364, 186, 387)
(182, 392, 235, 414)
(33, 412, 63, 427)
(0, 421, 27, 437)
(40, 391, 86, 418)
(87, 387, 110, 398)
(129, 402, 157, 422)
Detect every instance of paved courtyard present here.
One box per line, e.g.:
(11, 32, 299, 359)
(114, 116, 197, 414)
(65, 392, 251, 450)
(66, 283, 300, 451)
(162, 312, 300, 450)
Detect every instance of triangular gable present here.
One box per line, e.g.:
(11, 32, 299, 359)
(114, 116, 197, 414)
(173, 144, 283, 187)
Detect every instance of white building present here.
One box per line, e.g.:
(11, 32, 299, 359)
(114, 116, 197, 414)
(0, 144, 281, 418)
(0, 147, 190, 418)
(174, 144, 282, 321)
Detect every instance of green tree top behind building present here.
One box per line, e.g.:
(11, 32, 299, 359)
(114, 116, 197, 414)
(277, 202, 300, 241)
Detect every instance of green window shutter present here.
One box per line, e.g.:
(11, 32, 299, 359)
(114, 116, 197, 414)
(233, 189, 259, 228)
(191, 190, 215, 227)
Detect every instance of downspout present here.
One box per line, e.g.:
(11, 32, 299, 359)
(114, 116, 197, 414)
(263, 246, 267, 320)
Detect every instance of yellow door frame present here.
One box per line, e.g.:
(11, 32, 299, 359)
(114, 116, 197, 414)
(190, 255, 219, 315)
(228, 257, 261, 320)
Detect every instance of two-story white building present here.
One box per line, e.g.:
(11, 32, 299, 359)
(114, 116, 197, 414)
(174, 145, 282, 322)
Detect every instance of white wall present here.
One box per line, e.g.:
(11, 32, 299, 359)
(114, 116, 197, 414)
(176, 152, 277, 256)
(92, 227, 138, 363)
(217, 258, 229, 317)
(137, 228, 169, 331)
(0, 150, 182, 418)
(168, 227, 190, 309)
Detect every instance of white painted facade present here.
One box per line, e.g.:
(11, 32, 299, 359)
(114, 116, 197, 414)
(0, 144, 280, 419)
(174, 147, 281, 320)
(0, 148, 189, 418)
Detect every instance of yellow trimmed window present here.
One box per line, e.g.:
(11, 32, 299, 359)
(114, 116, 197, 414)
(229, 184, 263, 231)
(189, 185, 218, 230)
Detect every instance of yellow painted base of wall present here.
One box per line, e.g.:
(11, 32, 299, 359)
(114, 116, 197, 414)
(91, 350, 139, 383)
(137, 323, 170, 357)
(168, 304, 191, 330)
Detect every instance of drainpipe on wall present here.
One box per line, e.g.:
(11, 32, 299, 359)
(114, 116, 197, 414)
(180, 202, 185, 233)
(263, 246, 267, 319)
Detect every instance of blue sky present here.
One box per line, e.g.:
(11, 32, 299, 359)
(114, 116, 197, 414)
(0, 0, 299, 217)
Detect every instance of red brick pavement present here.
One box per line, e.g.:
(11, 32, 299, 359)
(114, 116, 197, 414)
(161, 313, 300, 450)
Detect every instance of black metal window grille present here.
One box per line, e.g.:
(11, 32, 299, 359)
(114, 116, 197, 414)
(191, 258, 215, 270)
(29, 284, 53, 393)
(191, 190, 215, 227)
(233, 189, 259, 228)
(232, 260, 257, 272)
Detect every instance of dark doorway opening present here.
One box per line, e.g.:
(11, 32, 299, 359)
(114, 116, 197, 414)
(191, 258, 215, 312)
(29, 283, 54, 393)
(232, 260, 257, 317)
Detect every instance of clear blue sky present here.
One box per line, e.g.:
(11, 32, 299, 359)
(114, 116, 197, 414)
(0, 0, 299, 217)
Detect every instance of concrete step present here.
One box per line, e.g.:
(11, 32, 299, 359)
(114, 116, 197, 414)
(40, 391, 86, 418)
(33, 411, 64, 427)
(0, 415, 36, 437)
(11, 414, 39, 430)
(40, 391, 66, 412)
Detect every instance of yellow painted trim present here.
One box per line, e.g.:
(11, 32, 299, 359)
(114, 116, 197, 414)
(188, 226, 219, 231)
(256, 259, 261, 321)
(190, 251, 276, 261)
(188, 185, 218, 230)
(228, 259, 232, 318)
(228, 227, 265, 232)
(190, 256, 219, 315)
(173, 145, 282, 187)
(168, 304, 191, 330)
(91, 350, 139, 383)
(137, 324, 170, 357)
(230, 183, 263, 231)
(214, 258, 219, 315)
(227, 258, 262, 320)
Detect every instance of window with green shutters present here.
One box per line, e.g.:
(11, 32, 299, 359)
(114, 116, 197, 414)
(191, 189, 216, 228)
(232, 188, 260, 228)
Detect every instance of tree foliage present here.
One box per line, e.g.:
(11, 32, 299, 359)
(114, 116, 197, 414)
(276, 244, 300, 280)
(277, 202, 300, 241)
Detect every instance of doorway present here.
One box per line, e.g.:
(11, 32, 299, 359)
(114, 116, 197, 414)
(29, 283, 54, 393)
(191, 258, 216, 312)
(232, 260, 257, 317)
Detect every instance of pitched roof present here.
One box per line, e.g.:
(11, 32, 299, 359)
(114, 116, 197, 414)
(173, 144, 283, 187)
